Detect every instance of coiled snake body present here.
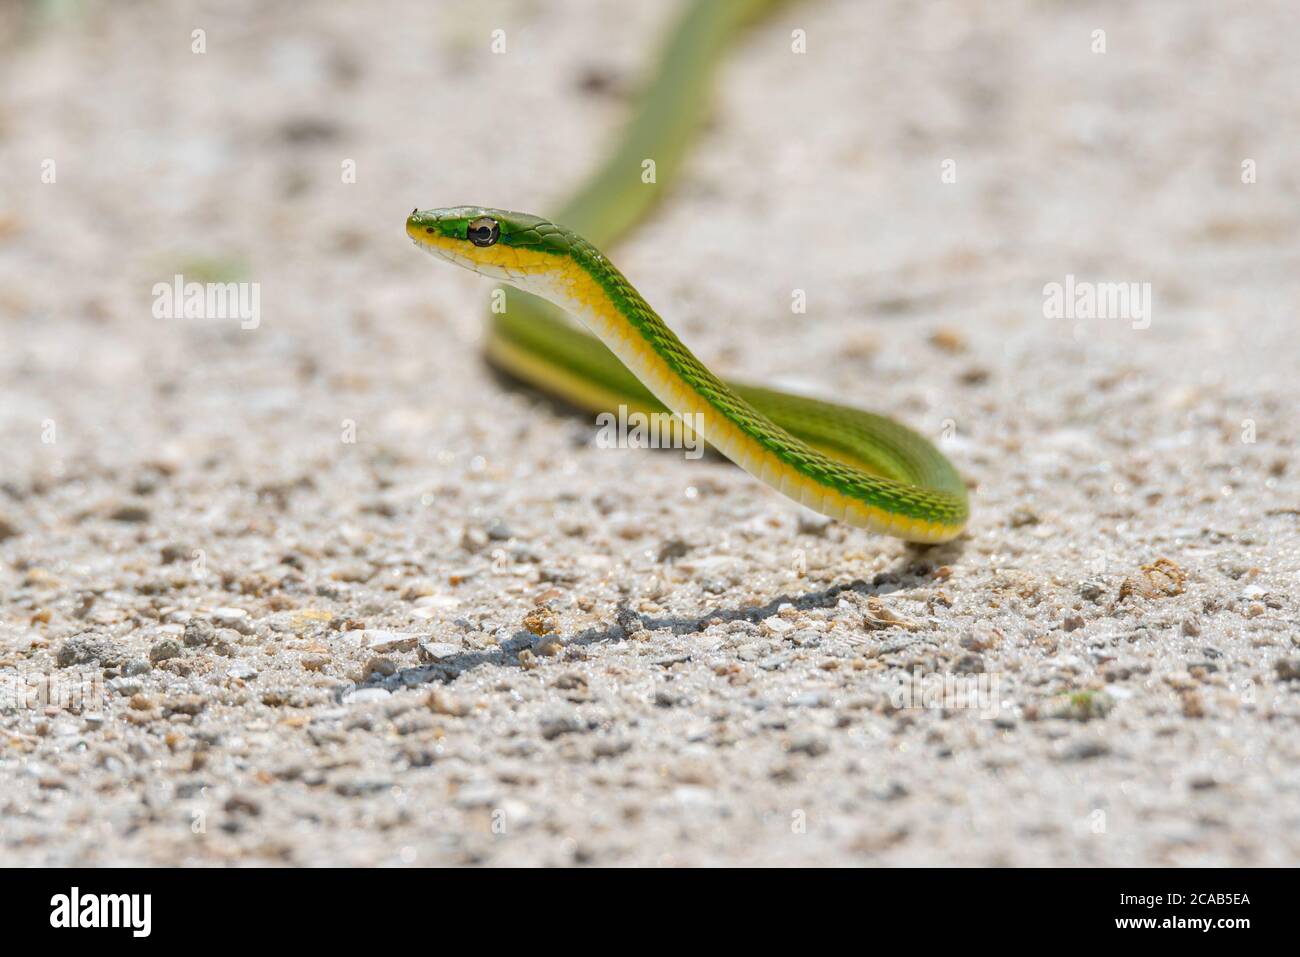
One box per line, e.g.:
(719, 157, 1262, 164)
(408, 0, 969, 543)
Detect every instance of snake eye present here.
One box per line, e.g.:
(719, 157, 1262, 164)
(467, 217, 500, 247)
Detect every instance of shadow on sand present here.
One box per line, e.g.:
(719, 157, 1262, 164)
(348, 537, 966, 697)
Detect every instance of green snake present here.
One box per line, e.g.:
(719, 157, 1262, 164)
(407, 0, 968, 543)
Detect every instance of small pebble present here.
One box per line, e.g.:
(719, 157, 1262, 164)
(787, 733, 829, 757)
(1060, 739, 1111, 761)
(428, 689, 470, 717)
(418, 641, 460, 663)
(184, 618, 215, 647)
(301, 654, 329, 672)
(539, 715, 583, 739)
(347, 629, 419, 653)
(343, 687, 390, 705)
(1078, 580, 1105, 602)
(535, 635, 564, 657)
(107, 503, 150, 523)
(148, 638, 183, 664)
(56, 633, 123, 669)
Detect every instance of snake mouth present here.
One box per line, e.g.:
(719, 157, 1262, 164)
(407, 216, 496, 277)
(410, 232, 515, 283)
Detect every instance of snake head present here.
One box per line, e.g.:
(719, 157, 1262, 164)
(407, 207, 570, 284)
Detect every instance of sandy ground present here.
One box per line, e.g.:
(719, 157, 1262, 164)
(1, 0, 1298, 866)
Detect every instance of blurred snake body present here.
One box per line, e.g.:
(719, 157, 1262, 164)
(408, 0, 968, 543)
